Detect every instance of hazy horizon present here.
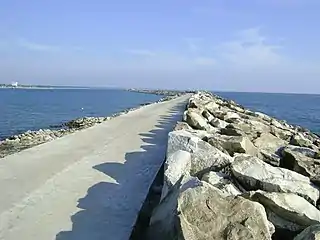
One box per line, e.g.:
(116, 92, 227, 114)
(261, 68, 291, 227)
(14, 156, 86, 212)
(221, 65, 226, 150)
(1, 1, 320, 94)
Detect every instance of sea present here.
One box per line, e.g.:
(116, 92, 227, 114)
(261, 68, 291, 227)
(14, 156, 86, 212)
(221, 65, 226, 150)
(0, 88, 320, 140)
(0, 88, 163, 140)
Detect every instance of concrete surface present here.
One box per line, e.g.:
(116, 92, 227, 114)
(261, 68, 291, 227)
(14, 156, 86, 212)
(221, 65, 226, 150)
(0, 95, 190, 240)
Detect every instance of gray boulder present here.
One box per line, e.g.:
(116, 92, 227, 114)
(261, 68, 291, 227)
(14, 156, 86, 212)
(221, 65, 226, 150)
(202, 171, 242, 196)
(244, 191, 320, 231)
(209, 117, 228, 129)
(149, 182, 273, 240)
(281, 147, 320, 185)
(290, 133, 315, 149)
(294, 225, 320, 240)
(253, 133, 287, 166)
(161, 150, 192, 200)
(177, 183, 272, 239)
(184, 110, 209, 130)
(167, 130, 233, 176)
(208, 134, 259, 157)
(231, 154, 320, 205)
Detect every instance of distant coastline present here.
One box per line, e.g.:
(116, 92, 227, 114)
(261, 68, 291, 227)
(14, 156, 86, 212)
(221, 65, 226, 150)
(0, 84, 95, 90)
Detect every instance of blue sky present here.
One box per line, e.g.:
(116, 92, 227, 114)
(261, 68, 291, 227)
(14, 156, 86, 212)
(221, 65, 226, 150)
(0, 0, 319, 93)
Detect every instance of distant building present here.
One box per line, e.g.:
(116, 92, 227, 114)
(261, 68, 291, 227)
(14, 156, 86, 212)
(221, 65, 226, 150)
(11, 82, 18, 87)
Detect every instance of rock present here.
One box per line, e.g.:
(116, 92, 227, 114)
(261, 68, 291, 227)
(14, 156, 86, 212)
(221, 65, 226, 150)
(167, 130, 233, 176)
(290, 133, 314, 148)
(202, 171, 242, 196)
(204, 101, 220, 113)
(184, 110, 209, 130)
(281, 147, 320, 185)
(284, 145, 318, 158)
(271, 126, 293, 141)
(161, 150, 192, 200)
(202, 109, 214, 122)
(149, 181, 273, 240)
(294, 225, 320, 240)
(244, 191, 320, 231)
(148, 176, 202, 240)
(224, 112, 241, 121)
(220, 125, 244, 137)
(253, 133, 287, 166)
(208, 134, 259, 157)
(173, 121, 193, 131)
(271, 119, 287, 130)
(255, 112, 272, 122)
(231, 154, 320, 205)
(178, 183, 272, 239)
(209, 117, 228, 129)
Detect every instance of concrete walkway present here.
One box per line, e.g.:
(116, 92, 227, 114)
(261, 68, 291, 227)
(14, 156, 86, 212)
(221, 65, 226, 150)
(0, 95, 190, 240)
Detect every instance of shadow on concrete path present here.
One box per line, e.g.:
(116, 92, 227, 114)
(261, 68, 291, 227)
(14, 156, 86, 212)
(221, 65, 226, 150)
(56, 102, 186, 240)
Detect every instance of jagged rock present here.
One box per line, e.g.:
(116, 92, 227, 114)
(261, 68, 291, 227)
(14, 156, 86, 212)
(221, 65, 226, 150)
(220, 125, 244, 136)
(224, 112, 241, 122)
(149, 182, 273, 240)
(281, 147, 320, 185)
(231, 154, 320, 205)
(253, 133, 287, 166)
(294, 224, 320, 240)
(148, 176, 202, 240)
(167, 130, 233, 176)
(255, 112, 272, 122)
(290, 133, 314, 148)
(209, 117, 228, 129)
(244, 191, 320, 232)
(161, 150, 192, 200)
(204, 101, 220, 113)
(202, 171, 242, 196)
(184, 110, 209, 130)
(208, 134, 258, 157)
(271, 126, 293, 141)
(202, 109, 214, 122)
(174, 121, 193, 131)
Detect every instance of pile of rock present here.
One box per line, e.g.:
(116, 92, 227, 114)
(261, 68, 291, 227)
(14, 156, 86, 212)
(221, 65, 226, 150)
(147, 91, 320, 240)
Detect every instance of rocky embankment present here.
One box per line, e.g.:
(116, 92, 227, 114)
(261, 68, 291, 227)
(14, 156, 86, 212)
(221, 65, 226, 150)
(146, 91, 320, 240)
(0, 94, 181, 158)
(128, 88, 195, 96)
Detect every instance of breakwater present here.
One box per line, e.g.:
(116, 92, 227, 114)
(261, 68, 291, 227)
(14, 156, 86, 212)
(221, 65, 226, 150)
(143, 91, 320, 240)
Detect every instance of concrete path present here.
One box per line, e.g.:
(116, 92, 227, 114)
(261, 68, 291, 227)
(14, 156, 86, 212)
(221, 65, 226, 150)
(0, 95, 190, 240)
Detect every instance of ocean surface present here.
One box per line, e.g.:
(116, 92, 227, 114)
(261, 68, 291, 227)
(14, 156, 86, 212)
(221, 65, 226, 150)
(0, 88, 163, 140)
(1, 89, 320, 140)
(216, 92, 320, 134)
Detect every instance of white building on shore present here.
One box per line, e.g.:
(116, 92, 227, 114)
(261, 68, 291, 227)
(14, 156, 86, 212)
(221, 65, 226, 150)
(11, 82, 18, 87)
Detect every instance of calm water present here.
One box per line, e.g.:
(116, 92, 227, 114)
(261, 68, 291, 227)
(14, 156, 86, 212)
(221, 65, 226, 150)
(1, 89, 320, 140)
(0, 88, 163, 140)
(216, 92, 320, 134)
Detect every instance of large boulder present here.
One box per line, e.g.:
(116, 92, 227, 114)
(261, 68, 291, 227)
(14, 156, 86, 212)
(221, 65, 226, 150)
(161, 150, 192, 200)
(281, 146, 320, 185)
(244, 191, 320, 231)
(294, 225, 320, 240)
(184, 110, 209, 130)
(149, 182, 273, 240)
(290, 133, 314, 148)
(208, 134, 259, 157)
(253, 133, 287, 166)
(167, 130, 233, 176)
(202, 171, 242, 196)
(231, 154, 320, 205)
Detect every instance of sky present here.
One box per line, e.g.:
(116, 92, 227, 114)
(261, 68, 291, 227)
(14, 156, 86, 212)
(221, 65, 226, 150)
(0, 0, 320, 93)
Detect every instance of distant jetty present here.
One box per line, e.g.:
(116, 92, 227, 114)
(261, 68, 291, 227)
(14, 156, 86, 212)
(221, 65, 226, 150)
(127, 88, 195, 96)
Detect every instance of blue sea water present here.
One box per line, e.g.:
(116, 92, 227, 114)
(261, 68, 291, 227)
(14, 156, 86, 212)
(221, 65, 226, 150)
(216, 92, 320, 134)
(1, 89, 320, 141)
(0, 88, 163, 140)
